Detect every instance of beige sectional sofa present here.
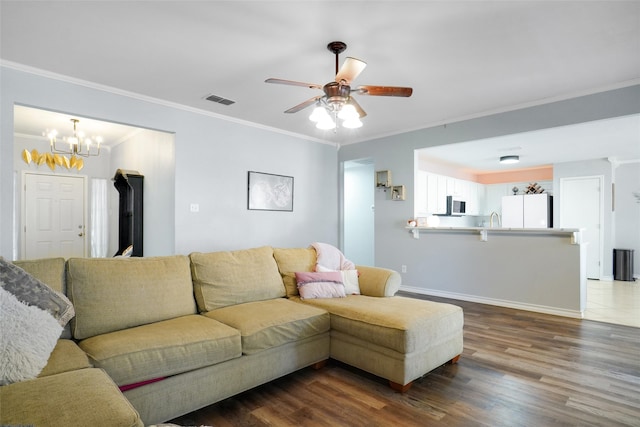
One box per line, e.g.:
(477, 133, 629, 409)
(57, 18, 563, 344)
(1, 246, 463, 426)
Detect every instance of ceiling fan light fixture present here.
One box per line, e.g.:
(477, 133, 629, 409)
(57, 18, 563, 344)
(338, 103, 359, 120)
(315, 115, 336, 130)
(500, 155, 520, 164)
(342, 117, 363, 129)
(309, 105, 327, 122)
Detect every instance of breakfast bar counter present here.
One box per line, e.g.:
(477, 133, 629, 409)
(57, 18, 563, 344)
(396, 226, 587, 319)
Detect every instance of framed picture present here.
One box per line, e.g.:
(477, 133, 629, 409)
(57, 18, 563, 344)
(247, 171, 294, 211)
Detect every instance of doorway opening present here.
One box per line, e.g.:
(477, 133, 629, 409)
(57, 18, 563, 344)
(13, 104, 176, 260)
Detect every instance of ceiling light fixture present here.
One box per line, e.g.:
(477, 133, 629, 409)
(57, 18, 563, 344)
(309, 98, 363, 130)
(45, 119, 102, 158)
(500, 155, 519, 164)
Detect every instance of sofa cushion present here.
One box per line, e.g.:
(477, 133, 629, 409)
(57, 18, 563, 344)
(39, 339, 91, 378)
(273, 247, 317, 297)
(67, 256, 196, 339)
(0, 368, 143, 427)
(12, 257, 66, 294)
(78, 315, 241, 387)
(190, 246, 285, 312)
(204, 298, 329, 355)
(295, 295, 464, 354)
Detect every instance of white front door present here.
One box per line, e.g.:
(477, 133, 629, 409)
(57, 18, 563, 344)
(560, 176, 603, 279)
(24, 173, 86, 259)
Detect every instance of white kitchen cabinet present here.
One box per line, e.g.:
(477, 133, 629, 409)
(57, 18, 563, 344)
(502, 194, 553, 228)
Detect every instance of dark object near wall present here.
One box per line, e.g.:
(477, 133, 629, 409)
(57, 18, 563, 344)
(613, 249, 635, 281)
(113, 169, 144, 257)
(613, 249, 635, 282)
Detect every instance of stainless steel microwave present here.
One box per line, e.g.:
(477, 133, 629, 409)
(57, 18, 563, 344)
(446, 196, 466, 215)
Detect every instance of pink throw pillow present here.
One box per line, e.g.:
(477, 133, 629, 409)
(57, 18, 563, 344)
(295, 271, 346, 300)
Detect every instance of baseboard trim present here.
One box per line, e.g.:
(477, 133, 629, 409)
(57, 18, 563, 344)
(399, 285, 584, 319)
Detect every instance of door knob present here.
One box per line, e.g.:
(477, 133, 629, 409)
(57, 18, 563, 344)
(78, 232, 84, 237)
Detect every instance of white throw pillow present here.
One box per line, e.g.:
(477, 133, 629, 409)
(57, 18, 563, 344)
(0, 287, 63, 385)
(316, 265, 360, 295)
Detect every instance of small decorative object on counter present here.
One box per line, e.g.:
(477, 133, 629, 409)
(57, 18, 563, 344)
(512, 186, 519, 195)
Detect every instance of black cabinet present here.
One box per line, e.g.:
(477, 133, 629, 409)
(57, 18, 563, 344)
(113, 169, 144, 257)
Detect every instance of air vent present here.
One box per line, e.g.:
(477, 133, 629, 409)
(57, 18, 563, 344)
(204, 94, 235, 106)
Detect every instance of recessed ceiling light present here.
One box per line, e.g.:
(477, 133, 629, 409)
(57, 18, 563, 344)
(500, 155, 519, 164)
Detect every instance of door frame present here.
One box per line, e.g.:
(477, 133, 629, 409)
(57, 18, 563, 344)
(559, 175, 604, 280)
(21, 171, 88, 260)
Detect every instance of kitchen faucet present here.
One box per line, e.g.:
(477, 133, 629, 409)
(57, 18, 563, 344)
(490, 211, 501, 228)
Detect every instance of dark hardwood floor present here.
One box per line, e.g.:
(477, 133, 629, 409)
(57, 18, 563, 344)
(169, 293, 640, 427)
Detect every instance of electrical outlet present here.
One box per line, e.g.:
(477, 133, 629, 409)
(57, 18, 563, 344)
(190, 203, 199, 213)
(401, 265, 407, 273)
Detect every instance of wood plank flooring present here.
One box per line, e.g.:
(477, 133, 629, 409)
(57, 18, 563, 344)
(169, 294, 640, 426)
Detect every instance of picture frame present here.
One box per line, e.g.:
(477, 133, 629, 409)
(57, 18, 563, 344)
(247, 171, 294, 211)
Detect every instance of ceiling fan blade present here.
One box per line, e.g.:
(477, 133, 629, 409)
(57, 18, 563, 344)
(348, 97, 367, 118)
(335, 57, 367, 84)
(284, 96, 323, 114)
(265, 78, 323, 90)
(355, 85, 413, 97)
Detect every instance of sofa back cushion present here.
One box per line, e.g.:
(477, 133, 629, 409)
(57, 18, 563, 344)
(272, 247, 317, 297)
(190, 246, 285, 312)
(13, 258, 66, 294)
(67, 256, 196, 340)
(12, 257, 73, 339)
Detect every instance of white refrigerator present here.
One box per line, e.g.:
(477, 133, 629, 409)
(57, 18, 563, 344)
(502, 194, 553, 228)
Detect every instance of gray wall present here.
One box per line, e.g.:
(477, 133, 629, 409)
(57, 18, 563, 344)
(1, 66, 339, 259)
(339, 86, 640, 299)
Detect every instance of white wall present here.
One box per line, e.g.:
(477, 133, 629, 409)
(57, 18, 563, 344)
(614, 162, 640, 276)
(0, 66, 339, 259)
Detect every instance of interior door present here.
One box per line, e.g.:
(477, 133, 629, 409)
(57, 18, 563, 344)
(24, 173, 86, 259)
(559, 176, 602, 279)
(343, 160, 374, 265)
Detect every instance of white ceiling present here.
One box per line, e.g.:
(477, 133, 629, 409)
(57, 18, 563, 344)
(2, 1, 639, 171)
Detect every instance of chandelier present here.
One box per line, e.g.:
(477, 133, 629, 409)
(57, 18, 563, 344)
(45, 119, 103, 157)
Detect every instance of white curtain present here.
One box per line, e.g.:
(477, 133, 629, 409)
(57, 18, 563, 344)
(90, 178, 109, 258)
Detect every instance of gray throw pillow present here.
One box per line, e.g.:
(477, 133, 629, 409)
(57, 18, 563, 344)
(0, 258, 74, 326)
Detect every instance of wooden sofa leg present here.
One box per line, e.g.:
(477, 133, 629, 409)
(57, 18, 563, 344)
(448, 355, 461, 365)
(312, 360, 327, 370)
(389, 381, 413, 393)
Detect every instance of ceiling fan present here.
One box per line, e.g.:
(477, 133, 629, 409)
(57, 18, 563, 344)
(265, 41, 413, 129)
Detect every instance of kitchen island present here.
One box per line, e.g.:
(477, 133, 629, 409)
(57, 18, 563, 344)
(399, 226, 587, 318)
